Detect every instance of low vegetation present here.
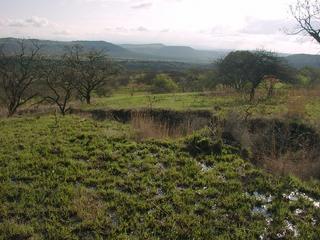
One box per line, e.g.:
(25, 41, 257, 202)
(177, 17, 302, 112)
(0, 115, 319, 239)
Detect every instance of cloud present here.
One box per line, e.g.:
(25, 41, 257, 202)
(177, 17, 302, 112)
(7, 19, 28, 28)
(136, 26, 148, 32)
(7, 16, 50, 28)
(53, 29, 71, 35)
(241, 18, 286, 35)
(25, 16, 49, 28)
(115, 27, 129, 32)
(161, 28, 170, 33)
(131, 2, 153, 9)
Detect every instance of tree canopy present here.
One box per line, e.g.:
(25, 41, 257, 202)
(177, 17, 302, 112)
(217, 50, 295, 101)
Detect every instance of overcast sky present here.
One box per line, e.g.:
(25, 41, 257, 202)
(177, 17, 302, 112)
(1, 0, 320, 54)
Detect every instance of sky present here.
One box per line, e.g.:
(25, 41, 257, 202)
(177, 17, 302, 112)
(1, 0, 320, 54)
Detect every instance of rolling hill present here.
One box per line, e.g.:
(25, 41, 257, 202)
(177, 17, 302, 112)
(0, 38, 141, 60)
(1, 38, 320, 68)
(285, 54, 320, 68)
(120, 43, 229, 63)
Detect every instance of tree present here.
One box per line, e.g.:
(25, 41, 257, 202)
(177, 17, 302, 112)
(65, 45, 120, 104)
(179, 69, 218, 92)
(298, 66, 320, 86)
(260, 76, 280, 98)
(289, 0, 320, 43)
(0, 40, 41, 117)
(41, 59, 76, 116)
(217, 50, 294, 101)
(150, 73, 179, 93)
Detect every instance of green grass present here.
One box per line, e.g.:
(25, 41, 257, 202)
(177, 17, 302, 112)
(82, 92, 227, 110)
(76, 90, 320, 123)
(0, 115, 319, 239)
(82, 92, 283, 115)
(306, 101, 320, 120)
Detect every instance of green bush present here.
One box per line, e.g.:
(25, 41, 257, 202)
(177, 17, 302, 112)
(184, 133, 223, 156)
(151, 74, 179, 93)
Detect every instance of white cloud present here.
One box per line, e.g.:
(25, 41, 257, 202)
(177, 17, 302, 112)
(6, 16, 50, 28)
(161, 28, 170, 33)
(136, 26, 148, 31)
(241, 18, 288, 35)
(53, 29, 71, 35)
(26, 16, 49, 28)
(131, 2, 153, 9)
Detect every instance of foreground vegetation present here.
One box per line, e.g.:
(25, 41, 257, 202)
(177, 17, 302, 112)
(0, 115, 319, 239)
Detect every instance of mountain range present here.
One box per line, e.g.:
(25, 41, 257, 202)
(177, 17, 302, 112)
(1, 38, 320, 68)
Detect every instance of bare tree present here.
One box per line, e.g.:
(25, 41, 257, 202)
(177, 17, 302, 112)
(65, 45, 120, 104)
(0, 40, 41, 117)
(290, 0, 320, 43)
(42, 60, 75, 116)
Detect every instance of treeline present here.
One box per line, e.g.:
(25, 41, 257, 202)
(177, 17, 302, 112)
(0, 40, 121, 116)
(1, 40, 320, 117)
(126, 50, 306, 100)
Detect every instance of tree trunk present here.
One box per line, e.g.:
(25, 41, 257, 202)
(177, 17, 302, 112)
(7, 110, 15, 117)
(7, 104, 17, 117)
(85, 94, 91, 104)
(249, 87, 255, 102)
(267, 85, 274, 98)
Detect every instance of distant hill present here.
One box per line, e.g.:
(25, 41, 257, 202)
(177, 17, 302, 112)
(121, 43, 229, 63)
(284, 54, 320, 69)
(0, 38, 228, 63)
(0, 38, 141, 60)
(1, 38, 320, 68)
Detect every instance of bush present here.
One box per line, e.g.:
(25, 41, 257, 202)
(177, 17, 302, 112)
(184, 133, 223, 156)
(150, 74, 179, 93)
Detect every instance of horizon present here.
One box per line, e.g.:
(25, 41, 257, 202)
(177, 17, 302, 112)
(1, 36, 317, 56)
(1, 0, 320, 54)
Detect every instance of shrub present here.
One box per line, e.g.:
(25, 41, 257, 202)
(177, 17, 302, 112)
(150, 74, 179, 93)
(184, 133, 223, 156)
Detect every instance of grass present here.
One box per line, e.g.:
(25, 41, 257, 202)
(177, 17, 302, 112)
(81, 92, 233, 110)
(75, 88, 320, 123)
(0, 115, 320, 239)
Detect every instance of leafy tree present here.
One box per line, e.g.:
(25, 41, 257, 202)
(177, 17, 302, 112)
(139, 71, 157, 85)
(175, 69, 217, 92)
(298, 66, 320, 86)
(217, 50, 294, 101)
(0, 40, 41, 117)
(151, 73, 179, 93)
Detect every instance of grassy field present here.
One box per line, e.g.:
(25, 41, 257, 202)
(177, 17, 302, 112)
(0, 115, 320, 239)
(76, 88, 320, 123)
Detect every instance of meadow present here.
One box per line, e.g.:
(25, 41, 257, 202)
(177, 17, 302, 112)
(1, 79, 320, 239)
(77, 86, 320, 123)
(0, 115, 320, 239)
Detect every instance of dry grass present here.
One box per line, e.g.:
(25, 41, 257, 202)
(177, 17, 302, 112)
(284, 88, 310, 120)
(252, 122, 320, 180)
(71, 188, 105, 223)
(0, 104, 57, 118)
(131, 111, 208, 140)
(0, 107, 6, 117)
(221, 112, 320, 180)
(257, 151, 320, 180)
